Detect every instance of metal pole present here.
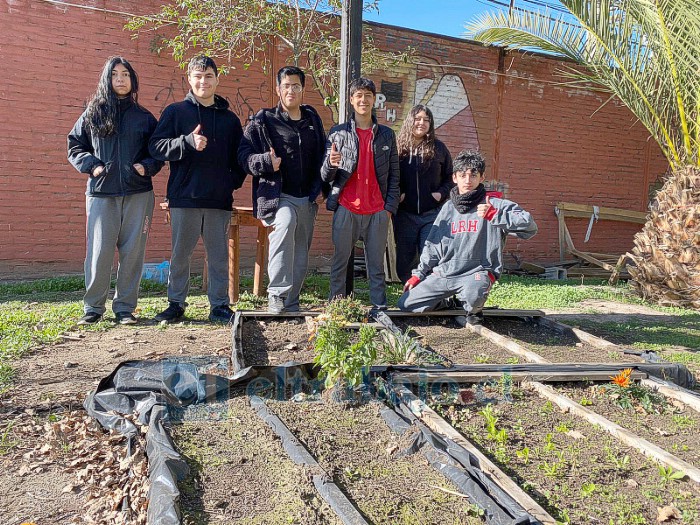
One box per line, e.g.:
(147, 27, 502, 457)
(338, 0, 363, 124)
(339, 0, 363, 295)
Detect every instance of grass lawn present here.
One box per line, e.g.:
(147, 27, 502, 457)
(0, 273, 697, 394)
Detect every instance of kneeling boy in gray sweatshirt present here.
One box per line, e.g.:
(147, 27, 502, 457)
(398, 150, 537, 325)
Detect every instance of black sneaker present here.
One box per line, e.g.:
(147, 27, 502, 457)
(115, 312, 137, 325)
(209, 305, 234, 324)
(154, 302, 185, 323)
(77, 312, 102, 325)
(455, 313, 483, 327)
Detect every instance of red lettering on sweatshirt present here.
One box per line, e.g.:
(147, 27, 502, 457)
(451, 219, 479, 235)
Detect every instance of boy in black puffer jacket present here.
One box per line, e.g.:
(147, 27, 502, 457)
(322, 77, 400, 309)
(238, 66, 326, 314)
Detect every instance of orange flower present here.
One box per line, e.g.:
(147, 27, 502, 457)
(610, 368, 632, 388)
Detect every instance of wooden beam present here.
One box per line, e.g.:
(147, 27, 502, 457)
(394, 369, 646, 383)
(556, 202, 647, 224)
(386, 308, 545, 318)
(395, 387, 558, 525)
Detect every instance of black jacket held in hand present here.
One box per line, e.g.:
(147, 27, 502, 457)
(238, 103, 326, 220)
(68, 98, 163, 197)
(321, 115, 400, 214)
(149, 92, 245, 211)
(398, 139, 454, 215)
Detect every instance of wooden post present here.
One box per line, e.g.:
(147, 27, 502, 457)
(229, 222, 240, 303)
(254, 224, 268, 297)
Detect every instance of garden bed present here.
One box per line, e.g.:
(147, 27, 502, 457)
(482, 318, 644, 365)
(431, 382, 700, 524)
(554, 381, 700, 468)
(170, 395, 342, 525)
(240, 317, 315, 366)
(393, 317, 519, 365)
(266, 398, 484, 524)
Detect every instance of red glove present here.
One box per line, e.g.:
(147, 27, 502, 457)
(404, 275, 421, 292)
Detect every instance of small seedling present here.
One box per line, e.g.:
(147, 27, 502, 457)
(554, 422, 571, 433)
(658, 464, 686, 484)
(539, 460, 562, 478)
(516, 447, 530, 464)
(580, 482, 596, 497)
(474, 353, 490, 364)
(579, 396, 593, 406)
(672, 414, 694, 429)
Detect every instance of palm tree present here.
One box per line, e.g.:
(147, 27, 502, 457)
(467, 0, 700, 308)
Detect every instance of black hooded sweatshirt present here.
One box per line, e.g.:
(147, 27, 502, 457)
(149, 92, 245, 210)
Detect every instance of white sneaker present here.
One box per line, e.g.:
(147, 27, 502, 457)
(268, 295, 285, 314)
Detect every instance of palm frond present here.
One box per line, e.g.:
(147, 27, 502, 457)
(467, 0, 700, 168)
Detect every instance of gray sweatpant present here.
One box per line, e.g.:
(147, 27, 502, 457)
(330, 206, 389, 308)
(168, 208, 231, 308)
(398, 270, 493, 314)
(263, 194, 318, 310)
(84, 191, 154, 315)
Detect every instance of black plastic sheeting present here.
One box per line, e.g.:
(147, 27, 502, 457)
(84, 359, 697, 524)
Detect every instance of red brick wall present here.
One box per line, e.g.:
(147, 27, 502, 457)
(0, 1, 667, 278)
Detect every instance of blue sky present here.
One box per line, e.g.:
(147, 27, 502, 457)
(363, 0, 499, 39)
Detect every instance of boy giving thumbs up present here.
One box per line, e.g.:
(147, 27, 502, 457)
(399, 149, 537, 326)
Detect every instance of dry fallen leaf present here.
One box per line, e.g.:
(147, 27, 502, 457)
(566, 430, 585, 440)
(657, 504, 681, 522)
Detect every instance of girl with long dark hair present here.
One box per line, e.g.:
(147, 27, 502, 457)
(393, 104, 453, 282)
(68, 56, 163, 325)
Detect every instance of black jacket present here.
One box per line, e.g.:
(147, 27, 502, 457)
(321, 115, 400, 214)
(148, 92, 245, 211)
(67, 98, 163, 196)
(398, 139, 454, 215)
(238, 103, 326, 220)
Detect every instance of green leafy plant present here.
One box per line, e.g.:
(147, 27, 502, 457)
(325, 296, 369, 323)
(313, 320, 377, 390)
(379, 328, 422, 365)
(602, 369, 666, 412)
(579, 396, 593, 407)
(658, 464, 686, 484)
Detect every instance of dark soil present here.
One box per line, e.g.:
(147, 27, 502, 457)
(268, 399, 483, 524)
(433, 384, 700, 524)
(482, 318, 644, 365)
(393, 317, 518, 365)
(170, 395, 342, 525)
(241, 317, 316, 366)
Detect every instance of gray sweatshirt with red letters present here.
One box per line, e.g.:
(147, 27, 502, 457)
(412, 196, 537, 281)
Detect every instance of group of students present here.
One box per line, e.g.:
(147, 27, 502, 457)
(67, 55, 537, 327)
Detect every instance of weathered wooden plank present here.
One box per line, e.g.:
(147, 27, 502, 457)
(556, 202, 647, 223)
